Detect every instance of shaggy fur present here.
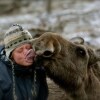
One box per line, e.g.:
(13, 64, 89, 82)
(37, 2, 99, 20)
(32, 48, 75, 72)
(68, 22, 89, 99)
(32, 32, 100, 100)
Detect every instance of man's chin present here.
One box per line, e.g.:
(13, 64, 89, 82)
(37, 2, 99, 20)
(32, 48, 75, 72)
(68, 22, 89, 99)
(25, 60, 33, 64)
(22, 63, 33, 67)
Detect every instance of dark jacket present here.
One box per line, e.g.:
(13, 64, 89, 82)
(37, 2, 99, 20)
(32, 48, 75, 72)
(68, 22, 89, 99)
(0, 45, 48, 100)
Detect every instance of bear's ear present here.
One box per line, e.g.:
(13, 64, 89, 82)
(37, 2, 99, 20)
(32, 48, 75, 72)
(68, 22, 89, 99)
(70, 37, 84, 44)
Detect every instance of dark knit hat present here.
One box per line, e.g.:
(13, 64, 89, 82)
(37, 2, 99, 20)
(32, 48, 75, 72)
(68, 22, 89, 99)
(4, 24, 33, 58)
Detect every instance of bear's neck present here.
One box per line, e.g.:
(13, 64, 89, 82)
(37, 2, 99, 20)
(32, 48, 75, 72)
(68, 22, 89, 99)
(46, 67, 87, 100)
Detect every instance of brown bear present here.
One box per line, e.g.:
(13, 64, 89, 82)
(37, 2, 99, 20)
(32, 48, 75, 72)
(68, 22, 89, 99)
(31, 32, 100, 100)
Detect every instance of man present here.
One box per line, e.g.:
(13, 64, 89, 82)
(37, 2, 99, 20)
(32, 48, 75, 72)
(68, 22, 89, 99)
(0, 24, 48, 100)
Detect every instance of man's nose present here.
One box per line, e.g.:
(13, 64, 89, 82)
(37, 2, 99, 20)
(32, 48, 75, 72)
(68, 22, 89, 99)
(23, 49, 29, 55)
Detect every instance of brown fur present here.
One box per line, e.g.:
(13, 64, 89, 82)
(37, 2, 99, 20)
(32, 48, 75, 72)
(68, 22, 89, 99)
(32, 32, 100, 100)
(70, 36, 100, 81)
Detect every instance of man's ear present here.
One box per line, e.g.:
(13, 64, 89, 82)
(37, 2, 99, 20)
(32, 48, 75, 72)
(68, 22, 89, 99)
(70, 37, 84, 44)
(9, 51, 15, 62)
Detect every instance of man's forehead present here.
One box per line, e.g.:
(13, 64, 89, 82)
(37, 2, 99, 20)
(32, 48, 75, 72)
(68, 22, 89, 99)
(15, 43, 32, 49)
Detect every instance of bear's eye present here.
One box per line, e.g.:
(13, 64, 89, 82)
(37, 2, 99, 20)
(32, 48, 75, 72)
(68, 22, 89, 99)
(76, 47, 86, 57)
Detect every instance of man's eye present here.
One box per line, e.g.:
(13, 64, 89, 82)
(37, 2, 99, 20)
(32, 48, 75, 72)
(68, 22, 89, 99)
(17, 49, 23, 53)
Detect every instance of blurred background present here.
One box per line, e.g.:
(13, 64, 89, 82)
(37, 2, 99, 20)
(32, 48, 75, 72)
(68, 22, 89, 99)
(0, 0, 100, 48)
(0, 0, 100, 99)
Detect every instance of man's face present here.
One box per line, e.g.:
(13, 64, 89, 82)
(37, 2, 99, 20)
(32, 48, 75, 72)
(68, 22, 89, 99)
(11, 43, 35, 67)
